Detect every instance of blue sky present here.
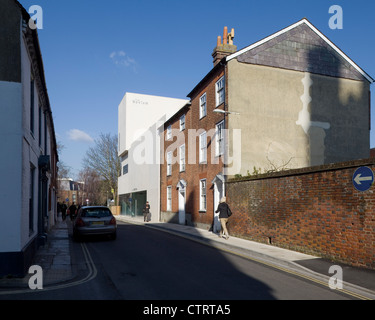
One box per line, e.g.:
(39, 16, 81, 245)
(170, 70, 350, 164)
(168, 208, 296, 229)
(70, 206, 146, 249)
(18, 0, 375, 177)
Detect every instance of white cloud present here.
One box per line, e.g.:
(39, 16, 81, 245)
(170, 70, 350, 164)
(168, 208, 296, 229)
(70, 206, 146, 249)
(109, 51, 137, 70)
(67, 129, 94, 143)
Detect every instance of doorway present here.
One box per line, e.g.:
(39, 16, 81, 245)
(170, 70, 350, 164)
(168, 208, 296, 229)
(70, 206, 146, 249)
(178, 180, 186, 225)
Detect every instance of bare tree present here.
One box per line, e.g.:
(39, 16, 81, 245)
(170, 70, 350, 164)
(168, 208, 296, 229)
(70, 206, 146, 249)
(77, 167, 106, 205)
(57, 141, 72, 192)
(82, 133, 120, 204)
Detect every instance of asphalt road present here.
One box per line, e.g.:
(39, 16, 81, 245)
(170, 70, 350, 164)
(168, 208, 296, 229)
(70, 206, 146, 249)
(2, 221, 356, 303)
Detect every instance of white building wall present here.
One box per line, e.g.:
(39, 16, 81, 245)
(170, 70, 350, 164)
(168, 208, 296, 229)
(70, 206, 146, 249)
(0, 81, 23, 252)
(20, 34, 40, 250)
(118, 93, 189, 153)
(118, 93, 189, 221)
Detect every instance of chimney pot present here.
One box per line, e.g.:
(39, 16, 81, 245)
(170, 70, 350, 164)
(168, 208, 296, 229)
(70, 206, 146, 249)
(223, 26, 228, 45)
(212, 26, 237, 66)
(217, 36, 222, 47)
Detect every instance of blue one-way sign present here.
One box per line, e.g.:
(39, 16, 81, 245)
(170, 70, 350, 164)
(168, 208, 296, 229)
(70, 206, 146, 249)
(352, 166, 374, 191)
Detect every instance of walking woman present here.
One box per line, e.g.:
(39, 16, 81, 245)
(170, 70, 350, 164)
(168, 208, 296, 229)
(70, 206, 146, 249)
(215, 197, 232, 240)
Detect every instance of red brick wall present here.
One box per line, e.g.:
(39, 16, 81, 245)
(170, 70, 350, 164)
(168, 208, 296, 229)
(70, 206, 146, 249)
(226, 159, 375, 269)
(160, 66, 226, 227)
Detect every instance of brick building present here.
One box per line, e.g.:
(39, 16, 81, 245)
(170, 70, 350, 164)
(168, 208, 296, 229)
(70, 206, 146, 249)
(160, 27, 237, 231)
(160, 19, 372, 231)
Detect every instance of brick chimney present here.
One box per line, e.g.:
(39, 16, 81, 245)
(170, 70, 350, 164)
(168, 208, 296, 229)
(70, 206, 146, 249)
(212, 27, 237, 66)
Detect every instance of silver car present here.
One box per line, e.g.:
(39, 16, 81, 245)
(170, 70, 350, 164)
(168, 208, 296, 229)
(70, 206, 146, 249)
(73, 206, 117, 240)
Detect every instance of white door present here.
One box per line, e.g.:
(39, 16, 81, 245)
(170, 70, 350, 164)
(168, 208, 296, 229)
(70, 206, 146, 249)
(178, 186, 185, 225)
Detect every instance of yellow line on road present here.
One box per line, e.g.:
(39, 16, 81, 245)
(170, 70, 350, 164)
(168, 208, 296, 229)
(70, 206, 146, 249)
(0, 242, 97, 295)
(212, 244, 373, 301)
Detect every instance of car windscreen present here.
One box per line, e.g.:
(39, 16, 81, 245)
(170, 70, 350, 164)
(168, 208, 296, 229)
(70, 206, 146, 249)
(81, 208, 111, 218)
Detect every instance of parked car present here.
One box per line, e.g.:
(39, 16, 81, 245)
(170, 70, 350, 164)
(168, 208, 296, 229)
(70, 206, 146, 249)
(73, 206, 117, 240)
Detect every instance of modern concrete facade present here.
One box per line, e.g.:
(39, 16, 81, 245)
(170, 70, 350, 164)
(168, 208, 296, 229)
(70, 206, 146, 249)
(118, 92, 189, 222)
(0, 0, 58, 276)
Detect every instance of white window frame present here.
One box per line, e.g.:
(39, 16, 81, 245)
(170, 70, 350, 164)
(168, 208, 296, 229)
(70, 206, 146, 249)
(200, 179, 207, 211)
(215, 120, 225, 156)
(166, 125, 172, 140)
(199, 131, 207, 163)
(200, 93, 207, 119)
(180, 114, 185, 131)
(179, 144, 185, 172)
(167, 186, 172, 211)
(167, 151, 172, 176)
(215, 76, 225, 106)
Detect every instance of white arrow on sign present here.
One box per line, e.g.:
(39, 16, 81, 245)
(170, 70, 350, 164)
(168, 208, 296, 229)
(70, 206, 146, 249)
(354, 174, 373, 185)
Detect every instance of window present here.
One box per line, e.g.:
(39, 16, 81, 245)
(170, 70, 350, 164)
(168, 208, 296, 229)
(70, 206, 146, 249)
(29, 166, 35, 234)
(180, 114, 185, 131)
(123, 164, 128, 175)
(167, 186, 172, 211)
(167, 151, 172, 176)
(30, 77, 35, 135)
(200, 93, 207, 118)
(179, 144, 185, 172)
(215, 76, 225, 106)
(166, 125, 172, 140)
(216, 120, 225, 156)
(44, 113, 47, 152)
(38, 106, 42, 147)
(200, 179, 207, 211)
(199, 131, 207, 163)
(81, 208, 111, 217)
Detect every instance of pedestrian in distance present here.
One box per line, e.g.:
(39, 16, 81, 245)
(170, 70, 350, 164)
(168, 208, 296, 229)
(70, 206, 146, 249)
(215, 196, 232, 240)
(69, 202, 77, 221)
(57, 202, 62, 218)
(61, 201, 68, 221)
(143, 201, 151, 222)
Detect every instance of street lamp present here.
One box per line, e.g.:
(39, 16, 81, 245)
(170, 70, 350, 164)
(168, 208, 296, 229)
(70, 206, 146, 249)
(213, 109, 240, 115)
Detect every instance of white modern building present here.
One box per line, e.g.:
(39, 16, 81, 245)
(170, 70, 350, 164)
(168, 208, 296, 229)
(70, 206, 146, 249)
(118, 92, 189, 221)
(0, 0, 58, 276)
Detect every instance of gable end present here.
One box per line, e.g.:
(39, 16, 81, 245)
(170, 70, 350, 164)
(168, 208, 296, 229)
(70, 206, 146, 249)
(230, 20, 373, 83)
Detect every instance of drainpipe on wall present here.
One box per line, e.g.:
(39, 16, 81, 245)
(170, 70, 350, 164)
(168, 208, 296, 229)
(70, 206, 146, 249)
(38, 155, 50, 247)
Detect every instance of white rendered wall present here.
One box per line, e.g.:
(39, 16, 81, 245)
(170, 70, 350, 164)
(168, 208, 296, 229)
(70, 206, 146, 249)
(0, 81, 23, 252)
(118, 93, 189, 221)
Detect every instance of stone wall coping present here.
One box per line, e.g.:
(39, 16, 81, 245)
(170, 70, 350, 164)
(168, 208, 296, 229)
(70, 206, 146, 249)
(228, 158, 375, 183)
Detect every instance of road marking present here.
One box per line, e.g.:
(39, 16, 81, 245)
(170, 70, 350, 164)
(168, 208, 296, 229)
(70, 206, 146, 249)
(219, 247, 372, 300)
(0, 243, 97, 295)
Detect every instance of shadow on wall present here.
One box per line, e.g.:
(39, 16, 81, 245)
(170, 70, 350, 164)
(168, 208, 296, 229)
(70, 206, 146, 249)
(304, 44, 369, 166)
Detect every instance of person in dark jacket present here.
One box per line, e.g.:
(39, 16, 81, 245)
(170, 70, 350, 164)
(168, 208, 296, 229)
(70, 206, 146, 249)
(69, 202, 77, 221)
(215, 197, 232, 240)
(143, 201, 151, 222)
(61, 201, 67, 221)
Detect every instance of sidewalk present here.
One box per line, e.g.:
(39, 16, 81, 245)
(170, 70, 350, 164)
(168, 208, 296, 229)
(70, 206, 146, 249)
(117, 215, 375, 300)
(0, 216, 74, 289)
